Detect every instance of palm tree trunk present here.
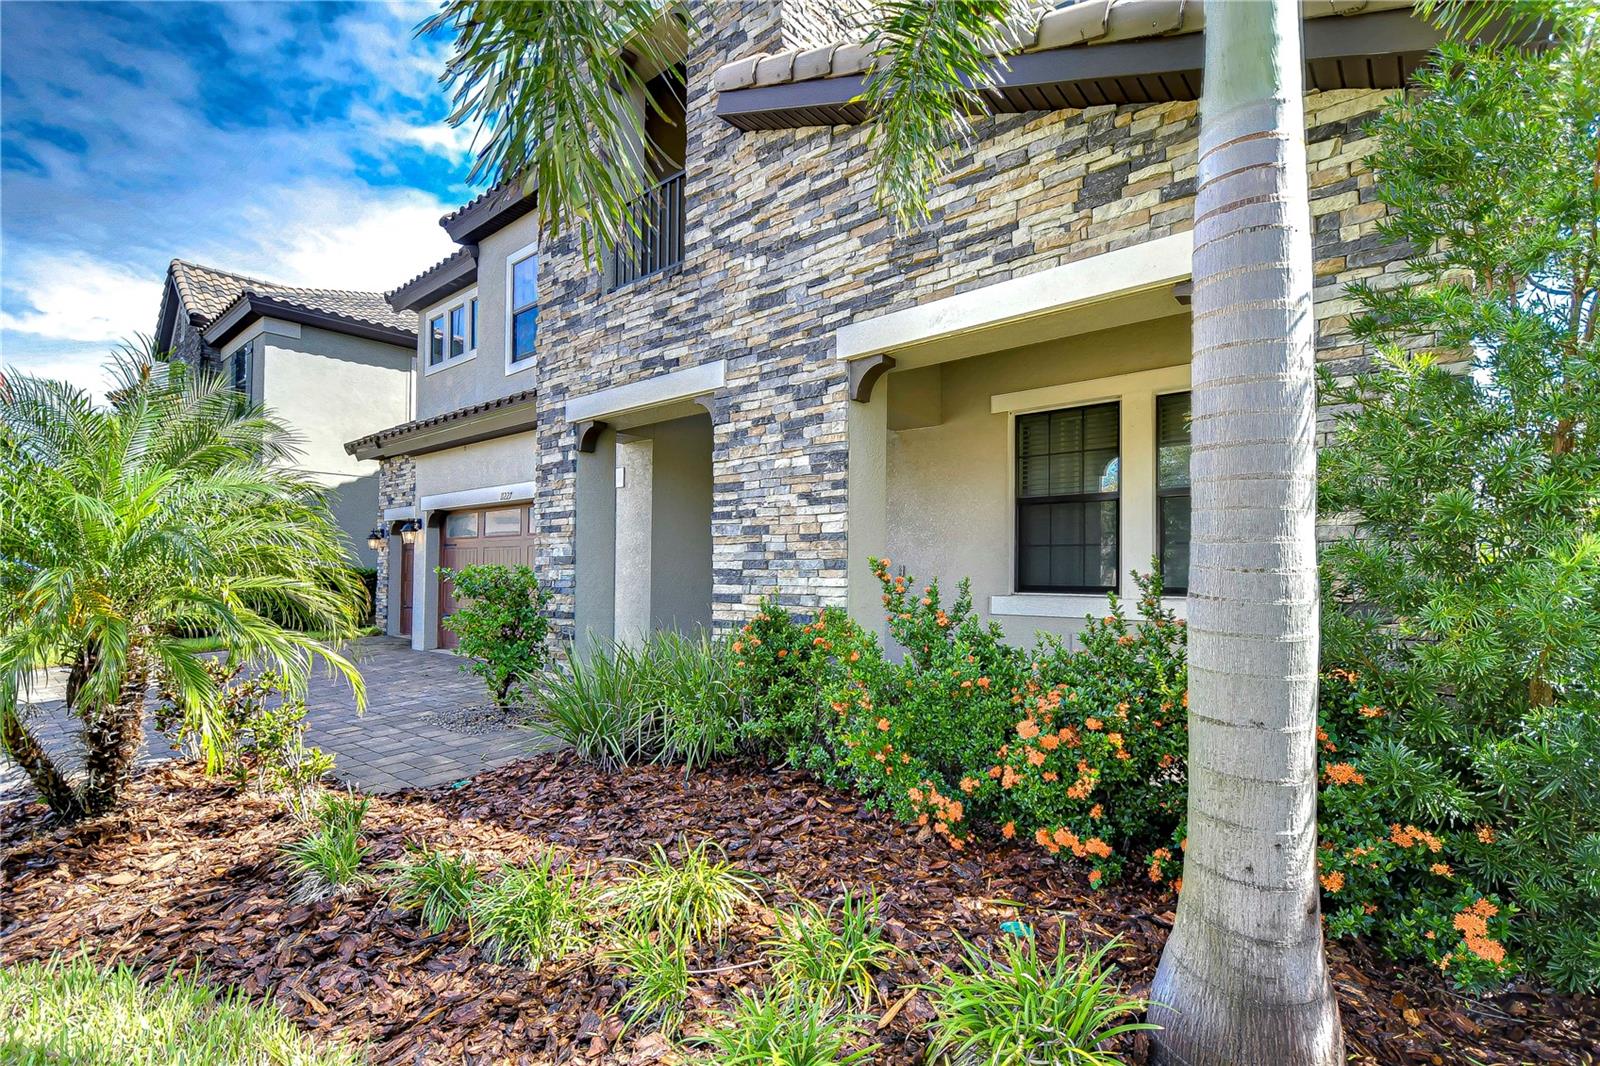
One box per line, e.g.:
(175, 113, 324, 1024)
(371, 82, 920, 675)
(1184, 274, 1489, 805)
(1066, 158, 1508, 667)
(0, 704, 84, 819)
(1149, 1, 1341, 1063)
(77, 649, 149, 817)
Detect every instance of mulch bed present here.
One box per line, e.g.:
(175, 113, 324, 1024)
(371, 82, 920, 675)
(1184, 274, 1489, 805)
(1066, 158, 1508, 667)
(2, 754, 1596, 1065)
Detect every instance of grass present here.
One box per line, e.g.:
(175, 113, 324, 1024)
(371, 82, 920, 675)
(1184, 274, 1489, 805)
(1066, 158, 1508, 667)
(765, 889, 899, 1009)
(608, 929, 690, 1038)
(385, 847, 483, 935)
(695, 989, 875, 1066)
(923, 936, 1155, 1066)
(467, 850, 594, 968)
(0, 956, 363, 1065)
(604, 837, 760, 944)
(280, 793, 372, 903)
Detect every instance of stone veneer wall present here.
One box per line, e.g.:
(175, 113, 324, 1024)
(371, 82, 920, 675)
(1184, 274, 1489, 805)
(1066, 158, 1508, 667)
(393, 1, 1417, 639)
(372, 455, 417, 629)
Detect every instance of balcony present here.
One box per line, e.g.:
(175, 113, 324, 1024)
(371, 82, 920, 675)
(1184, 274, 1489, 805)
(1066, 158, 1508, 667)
(607, 170, 685, 291)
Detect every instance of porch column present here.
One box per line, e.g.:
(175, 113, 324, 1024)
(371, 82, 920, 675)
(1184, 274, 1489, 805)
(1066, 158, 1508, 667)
(412, 515, 442, 651)
(573, 425, 617, 655)
(846, 376, 888, 628)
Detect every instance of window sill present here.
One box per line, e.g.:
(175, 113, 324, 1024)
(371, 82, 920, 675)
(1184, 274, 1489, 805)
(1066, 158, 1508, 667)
(989, 592, 1187, 622)
(424, 349, 477, 376)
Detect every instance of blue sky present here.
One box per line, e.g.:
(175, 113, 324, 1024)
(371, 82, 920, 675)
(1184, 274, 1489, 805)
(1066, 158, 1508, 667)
(1, 1, 474, 396)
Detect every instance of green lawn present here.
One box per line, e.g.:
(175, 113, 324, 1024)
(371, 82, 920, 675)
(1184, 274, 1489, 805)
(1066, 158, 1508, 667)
(0, 957, 363, 1065)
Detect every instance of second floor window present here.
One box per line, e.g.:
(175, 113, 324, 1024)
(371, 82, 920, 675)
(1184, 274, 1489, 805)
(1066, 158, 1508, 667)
(449, 304, 467, 359)
(509, 252, 538, 367)
(230, 341, 252, 399)
(425, 292, 477, 373)
(428, 314, 446, 367)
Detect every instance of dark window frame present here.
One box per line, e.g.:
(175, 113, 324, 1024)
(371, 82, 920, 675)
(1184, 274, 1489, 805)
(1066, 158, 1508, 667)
(1013, 401, 1122, 595)
(1155, 390, 1192, 596)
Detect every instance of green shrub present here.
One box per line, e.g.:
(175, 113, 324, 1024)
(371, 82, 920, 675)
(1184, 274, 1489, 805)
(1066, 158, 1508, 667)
(924, 936, 1153, 1066)
(467, 851, 593, 968)
(0, 956, 362, 1065)
(280, 793, 372, 903)
(1311, 9, 1600, 993)
(605, 837, 759, 944)
(695, 989, 875, 1066)
(437, 564, 552, 707)
(639, 630, 739, 771)
(764, 889, 898, 1009)
(732, 601, 861, 769)
(608, 929, 690, 1038)
(532, 643, 658, 768)
(385, 847, 483, 935)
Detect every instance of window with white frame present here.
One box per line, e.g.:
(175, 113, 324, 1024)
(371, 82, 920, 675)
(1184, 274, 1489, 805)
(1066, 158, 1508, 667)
(425, 292, 477, 373)
(508, 250, 538, 369)
(1156, 391, 1191, 594)
(1015, 402, 1121, 593)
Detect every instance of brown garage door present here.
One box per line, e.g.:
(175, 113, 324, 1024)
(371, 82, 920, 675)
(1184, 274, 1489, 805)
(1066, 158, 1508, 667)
(437, 505, 538, 650)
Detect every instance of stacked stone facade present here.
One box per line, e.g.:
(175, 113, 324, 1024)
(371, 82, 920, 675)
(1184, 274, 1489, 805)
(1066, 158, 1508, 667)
(385, 1, 1416, 639)
(372, 455, 416, 628)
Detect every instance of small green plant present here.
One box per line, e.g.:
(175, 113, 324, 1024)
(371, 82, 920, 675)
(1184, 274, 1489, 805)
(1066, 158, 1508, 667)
(696, 989, 876, 1066)
(924, 936, 1154, 1066)
(280, 793, 372, 903)
(765, 889, 898, 1009)
(531, 644, 658, 768)
(608, 929, 690, 1038)
(385, 847, 483, 935)
(468, 851, 594, 968)
(436, 563, 552, 708)
(605, 837, 759, 944)
(0, 956, 362, 1065)
(639, 630, 739, 771)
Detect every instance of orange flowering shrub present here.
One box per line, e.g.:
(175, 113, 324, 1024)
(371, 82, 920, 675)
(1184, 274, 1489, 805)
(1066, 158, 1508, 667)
(731, 598, 862, 771)
(969, 571, 1188, 885)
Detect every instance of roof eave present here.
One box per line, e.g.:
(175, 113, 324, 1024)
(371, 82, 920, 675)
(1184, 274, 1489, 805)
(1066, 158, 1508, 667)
(441, 183, 539, 244)
(204, 295, 417, 350)
(345, 389, 539, 460)
(388, 248, 480, 313)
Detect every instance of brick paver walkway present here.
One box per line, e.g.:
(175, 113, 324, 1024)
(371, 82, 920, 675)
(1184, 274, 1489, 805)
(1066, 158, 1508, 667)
(1, 637, 554, 803)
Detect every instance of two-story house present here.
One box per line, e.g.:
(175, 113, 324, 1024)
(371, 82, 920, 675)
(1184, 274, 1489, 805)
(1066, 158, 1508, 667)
(352, 0, 1435, 652)
(155, 259, 415, 566)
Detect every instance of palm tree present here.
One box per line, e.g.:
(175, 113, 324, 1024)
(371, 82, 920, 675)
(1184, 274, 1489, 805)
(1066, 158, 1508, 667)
(428, 0, 1336, 1058)
(0, 349, 366, 820)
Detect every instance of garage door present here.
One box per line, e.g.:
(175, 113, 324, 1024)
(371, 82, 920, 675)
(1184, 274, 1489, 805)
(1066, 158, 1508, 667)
(437, 505, 538, 650)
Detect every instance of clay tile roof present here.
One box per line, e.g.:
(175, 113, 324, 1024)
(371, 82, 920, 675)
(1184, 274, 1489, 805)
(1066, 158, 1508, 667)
(711, 0, 1414, 92)
(344, 387, 538, 458)
(169, 259, 413, 334)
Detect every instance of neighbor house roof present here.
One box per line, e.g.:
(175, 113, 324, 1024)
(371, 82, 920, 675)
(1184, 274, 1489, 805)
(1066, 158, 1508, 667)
(714, 0, 1431, 130)
(162, 259, 415, 350)
(345, 388, 539, 460)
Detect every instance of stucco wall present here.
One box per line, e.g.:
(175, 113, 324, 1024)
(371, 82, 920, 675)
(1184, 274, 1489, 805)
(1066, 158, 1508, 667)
(886, 313, 1190, 646)
(413, 429, 539, 503)
(415, 212, 540, 420)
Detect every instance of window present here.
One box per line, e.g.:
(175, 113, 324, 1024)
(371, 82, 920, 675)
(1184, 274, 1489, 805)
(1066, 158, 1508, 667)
(1156, 392, 1192, 594)
(509, 252, 538, 367)
(469, 297, 478, 350)
(444, 512, 479, 539)
(483, 508, 521, 536)
(1015, 402, 1120, 593)
(229, 341, 252, 397)
(427, 314, 445, 367)
(449, 304, 467, 359)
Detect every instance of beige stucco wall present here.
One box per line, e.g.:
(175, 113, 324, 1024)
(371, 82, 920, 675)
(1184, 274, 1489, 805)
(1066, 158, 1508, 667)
(413, 429, 540, 503)
(249, 321, 411, 566)
(885, 312, 1190, 647)
(415, 212, 540, 420)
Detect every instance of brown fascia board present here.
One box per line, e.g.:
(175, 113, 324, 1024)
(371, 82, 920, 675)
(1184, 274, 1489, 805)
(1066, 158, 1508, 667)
(388, 248, 479, 313)
(204, 294, 417, 351)
(345, 388, 538, 460)
(441, 182, 538, 244)
(716, 9, 1444, 129)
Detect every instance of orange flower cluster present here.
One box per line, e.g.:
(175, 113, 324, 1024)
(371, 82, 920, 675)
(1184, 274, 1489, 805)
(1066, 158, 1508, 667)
(1359, 705, 1385, 719)
(1476, 826, 1496, 844)
(1324, 762, 1366, 786)
(908, 781, 969, 849)
(1451, 899, 1505, 963)
(1034, 824, 1112, 863)
(1320, 870, 1346, 893)
(1390, 823, 1443, 852)
(1148, 847, 1173, 883)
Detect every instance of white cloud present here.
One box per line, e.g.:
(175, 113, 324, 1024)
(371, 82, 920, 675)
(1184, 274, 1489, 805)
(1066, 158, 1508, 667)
(0, 254, 162, 345)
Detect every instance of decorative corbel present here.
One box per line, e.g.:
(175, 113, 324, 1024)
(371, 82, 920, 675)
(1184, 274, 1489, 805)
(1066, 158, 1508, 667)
(575, 419, 608, 453)
(1172, 280, 1193, 306)
(847, 353, 895, 404)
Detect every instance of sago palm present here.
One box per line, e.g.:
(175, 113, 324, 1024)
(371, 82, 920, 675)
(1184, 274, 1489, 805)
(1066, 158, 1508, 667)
(0, 349, 365, 820)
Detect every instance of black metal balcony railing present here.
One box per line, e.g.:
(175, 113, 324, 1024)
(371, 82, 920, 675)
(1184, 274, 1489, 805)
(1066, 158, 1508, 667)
(607, 170, 685, 291)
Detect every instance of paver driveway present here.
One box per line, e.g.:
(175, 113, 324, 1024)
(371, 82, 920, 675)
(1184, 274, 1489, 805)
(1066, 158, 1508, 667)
(0, 636, 553, 804)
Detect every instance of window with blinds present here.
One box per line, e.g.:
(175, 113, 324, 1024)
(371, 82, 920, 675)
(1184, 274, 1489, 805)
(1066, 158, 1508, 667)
(1156, 391, 1191, 594)
(1015, 402, 1120, 593)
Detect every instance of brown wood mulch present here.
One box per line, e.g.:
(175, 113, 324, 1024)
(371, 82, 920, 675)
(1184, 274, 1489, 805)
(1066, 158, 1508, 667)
(2, 754, 1595, 1066)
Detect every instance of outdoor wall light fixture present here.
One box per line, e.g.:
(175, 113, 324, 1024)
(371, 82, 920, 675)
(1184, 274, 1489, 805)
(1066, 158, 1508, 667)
(366, 527, 386, 550)
(399, 520, 422, 544)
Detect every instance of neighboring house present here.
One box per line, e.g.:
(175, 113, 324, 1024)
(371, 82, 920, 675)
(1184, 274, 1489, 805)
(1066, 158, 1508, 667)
(155, 260, 416, 566)
(352, 0, 1433, 652)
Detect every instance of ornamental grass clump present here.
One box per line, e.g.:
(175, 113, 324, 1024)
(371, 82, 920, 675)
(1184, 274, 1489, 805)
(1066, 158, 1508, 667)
(924, 936, 1153, 1066)
(468, 851, 594, 968)
(385, 847, 483, 935)
(605, 837, 759, 944)
(764, 889, 898, 1009)
(280, 793, 372, 903)
(531, 643, 658, 768)
(695, 988, 876, 1066)
(607, 929, 691, 1038)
